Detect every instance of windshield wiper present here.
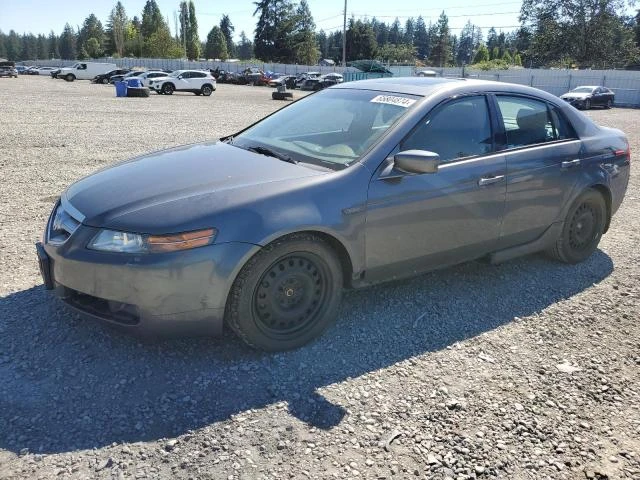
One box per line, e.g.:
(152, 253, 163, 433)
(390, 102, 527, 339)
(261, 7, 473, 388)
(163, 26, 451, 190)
(247, 145, 298, 164)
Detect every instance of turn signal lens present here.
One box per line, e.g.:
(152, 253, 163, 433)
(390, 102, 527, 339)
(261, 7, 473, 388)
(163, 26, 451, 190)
(147, 228, 217, 253)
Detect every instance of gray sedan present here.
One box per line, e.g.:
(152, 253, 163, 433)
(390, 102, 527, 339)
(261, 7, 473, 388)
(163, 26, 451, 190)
(36, 78, 631, 351)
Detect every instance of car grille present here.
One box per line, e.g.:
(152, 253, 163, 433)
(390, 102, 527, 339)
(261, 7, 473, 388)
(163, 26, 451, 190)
(47, 202, 81, 245)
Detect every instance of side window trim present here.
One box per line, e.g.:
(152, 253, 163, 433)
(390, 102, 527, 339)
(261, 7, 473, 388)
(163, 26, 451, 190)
(398, 93, 496, 165)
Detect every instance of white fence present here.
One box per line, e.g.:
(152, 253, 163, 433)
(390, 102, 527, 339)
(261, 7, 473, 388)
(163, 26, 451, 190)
(25, 57, 640, 106)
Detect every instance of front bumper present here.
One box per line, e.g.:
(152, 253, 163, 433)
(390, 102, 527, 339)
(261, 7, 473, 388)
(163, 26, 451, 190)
(37, 227, 260, 336)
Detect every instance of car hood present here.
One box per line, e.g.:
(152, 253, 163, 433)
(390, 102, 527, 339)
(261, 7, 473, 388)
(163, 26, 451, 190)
(65, 142, 327, 233)
(561, 92, 590, 99)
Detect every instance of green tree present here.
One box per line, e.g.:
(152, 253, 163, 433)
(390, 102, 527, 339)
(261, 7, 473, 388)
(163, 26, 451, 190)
(186, 1, 200, 59)
(376, 43, 416, 62)
(491, 46, 499, 60)
(0, 33, 7, 59)
(59, 23, 77, 59)
(473, 44, 489, 63)
(36, 34, 48, 59)
(346, 19, 377, 60)
(237, 30, 253, 59)
(205, 26, 228, 60)
(514, 52, 523, 66)
(220, 15, 235, 58)
(293, 0, 320, 64)
(85, 37, 102, 57)
(179, 1, 189, 53)
(78, 14, 104, 55)
(5, 30, 21, 60)
(48, 31, 59, 58)
(429, 12, 451, 67)
(106, 2, 128, 56)
(253, 0, 297, 62)
(502, 49, 513, 63)
(21, 34, 38, 60)
(413, 16, 429, 59)
(141, 0, 165, 40)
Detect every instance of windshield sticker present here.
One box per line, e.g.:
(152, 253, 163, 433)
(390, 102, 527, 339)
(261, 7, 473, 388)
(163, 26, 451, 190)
(370, 95, 416, 108)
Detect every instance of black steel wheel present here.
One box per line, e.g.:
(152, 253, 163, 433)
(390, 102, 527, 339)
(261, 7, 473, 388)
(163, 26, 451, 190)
(547, 189, 606, 264)
(226, 233, 343, 351)
(162, 83, 174, 95)
(606, 99, 613, 109)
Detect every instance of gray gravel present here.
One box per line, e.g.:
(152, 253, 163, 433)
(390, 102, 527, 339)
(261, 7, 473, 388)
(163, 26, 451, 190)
(0, 76, 638, 479)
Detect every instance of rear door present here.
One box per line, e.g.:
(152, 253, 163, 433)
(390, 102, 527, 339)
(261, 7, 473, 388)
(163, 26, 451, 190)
(493, 95, 583, 247)
(365, 95, 507, 281)
(190, 71, 207, 90)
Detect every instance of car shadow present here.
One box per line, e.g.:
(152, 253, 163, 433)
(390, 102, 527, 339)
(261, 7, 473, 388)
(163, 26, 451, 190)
(0, 250, 613, 454)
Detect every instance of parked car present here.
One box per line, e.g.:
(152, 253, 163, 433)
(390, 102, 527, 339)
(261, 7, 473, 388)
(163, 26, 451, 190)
(0, 62, 18, 78)
(58, 62, 117, 82)
(109, 70, 150, 84)
(50, 68, 62, 78)
(137, 71, 172, 87)
(33, 66, 58, 75)
(322, 73, 344, 83)
(148, 70, 216, 95)
(299, 78, 338, 91)
(416, 69, 437, 77)
(93, 69, 131, 84)
(295, 72, 321, 88)
(36, 78, 630, 351)
(15, 65, 30, 74)
(560, 86, 615, 110)
(268, 75, 297, 88)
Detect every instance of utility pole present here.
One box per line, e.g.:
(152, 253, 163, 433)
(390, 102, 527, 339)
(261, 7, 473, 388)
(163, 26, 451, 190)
(342, 0, 347, 67)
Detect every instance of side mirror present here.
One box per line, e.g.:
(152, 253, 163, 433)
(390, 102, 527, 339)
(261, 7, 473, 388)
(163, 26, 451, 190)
(177, 75, 183, 80)
(394, 150, 440, 174)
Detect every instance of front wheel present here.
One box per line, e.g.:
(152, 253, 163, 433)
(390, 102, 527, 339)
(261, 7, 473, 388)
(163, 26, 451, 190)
(65, 74, 75, 82)
(162, 83, 174, 95)
(225, 233, 343, 351)
(583, 99, 591, 110)
(546, 189, 607, 264)
(102, 78, 109, 84)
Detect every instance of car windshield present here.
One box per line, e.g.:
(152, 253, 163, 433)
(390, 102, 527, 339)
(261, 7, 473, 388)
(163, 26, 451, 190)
(572, 87, 595, 93)
(231, 88, 420, 170)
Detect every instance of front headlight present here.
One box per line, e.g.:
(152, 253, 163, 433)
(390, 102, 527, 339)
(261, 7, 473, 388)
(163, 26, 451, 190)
(88, 228, 217, 253)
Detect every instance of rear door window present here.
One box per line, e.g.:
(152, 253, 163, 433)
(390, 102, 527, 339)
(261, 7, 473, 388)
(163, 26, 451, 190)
(495, 96, 555, 148)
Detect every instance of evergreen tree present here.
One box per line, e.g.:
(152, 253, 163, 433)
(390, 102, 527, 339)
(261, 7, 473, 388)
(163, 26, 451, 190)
(293, 0, 320, 64)
(413, 16, 429, 59)
(186, 1, 200, 60)
(36, 34, 49, 59)
(253, 0, 297, 62)
(389, 18, 402, 44)
(5, 30, 22, 60)
(205, 26, 228, 60)
(316, 29, 328, 58)
(502, 49, 513, 63)
(220, 15, 235, 57)
(106, 2, 128, 56)
(474, 44, 489, 63)
(491, 46, 499, 60)
(404, 18, 415, 45)
(179, 1, 189, 53)
(141, 0, 165, 40)
(237, 30, 253, 59)
(346, 19, 377, 60)
(21, 34, 38, 60)
(456, 21, 476, 65)
(0, 33, 7, 59)
(429, 12, 451, 67)
(59, 23, 77, 59)
(48, 31, 59, 58)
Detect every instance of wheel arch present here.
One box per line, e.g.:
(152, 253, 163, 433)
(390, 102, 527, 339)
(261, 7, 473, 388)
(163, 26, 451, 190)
(590, 183, 612, 233)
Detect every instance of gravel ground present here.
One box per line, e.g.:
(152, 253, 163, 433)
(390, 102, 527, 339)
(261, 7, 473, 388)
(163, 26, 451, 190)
(0, 76, 638, 480)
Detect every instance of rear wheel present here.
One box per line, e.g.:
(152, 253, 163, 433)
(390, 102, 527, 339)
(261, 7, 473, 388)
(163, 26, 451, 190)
(606, 99, 613, 109)
(225, 233, 343, 351)
(162, 83, 174, 95)
(583, 99, 591, 110)
(201, 84, 213, 96)
(102, 78, 109, 84)
(546, 189, 607, 264)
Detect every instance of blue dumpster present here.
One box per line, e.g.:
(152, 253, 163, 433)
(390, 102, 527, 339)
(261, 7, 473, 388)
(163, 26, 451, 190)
(114, 81, 127, 97)
(125, 78, 142, 88)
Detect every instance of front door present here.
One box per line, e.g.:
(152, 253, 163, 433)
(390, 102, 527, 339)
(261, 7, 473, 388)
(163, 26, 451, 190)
(365, 95, 507, 282)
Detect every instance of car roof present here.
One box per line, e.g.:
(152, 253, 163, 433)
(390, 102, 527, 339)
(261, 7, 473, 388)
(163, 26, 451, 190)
(335, 77, 566, 103)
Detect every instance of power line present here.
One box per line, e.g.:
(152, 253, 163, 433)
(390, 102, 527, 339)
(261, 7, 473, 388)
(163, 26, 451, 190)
(349, 11, 521, 19)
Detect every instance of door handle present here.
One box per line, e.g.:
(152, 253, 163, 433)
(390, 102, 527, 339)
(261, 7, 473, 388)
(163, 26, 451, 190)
(478, 175, 505, 186)
(561, 159, 581, 169)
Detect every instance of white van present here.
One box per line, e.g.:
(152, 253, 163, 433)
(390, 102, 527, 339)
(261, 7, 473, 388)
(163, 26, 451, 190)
(58, 62, 117, 82)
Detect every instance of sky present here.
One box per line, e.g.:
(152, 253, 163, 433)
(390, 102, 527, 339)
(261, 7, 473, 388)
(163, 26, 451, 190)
(0, 0, 526, 43)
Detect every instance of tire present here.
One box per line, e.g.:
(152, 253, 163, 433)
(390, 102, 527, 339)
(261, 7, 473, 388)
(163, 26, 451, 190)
(162, 83, 174, 95)
(583, 99, 591, 110)
(65, 74, 75, 82)
(102, 78, 109, 84)
(606, 99, 613, 109)
(201, 84, 213, 96)
(546, 189, 607, 264)
(126, 87, 150, 97)
(225, 233, 343, 351)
